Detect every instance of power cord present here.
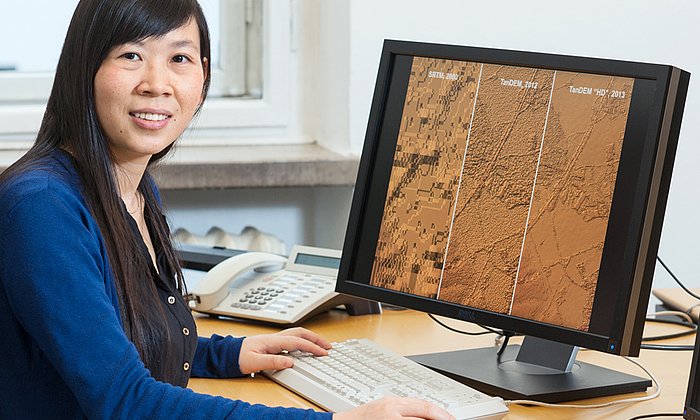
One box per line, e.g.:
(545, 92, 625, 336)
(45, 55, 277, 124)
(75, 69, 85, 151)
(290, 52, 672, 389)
(640, 311, 696, 351)
(428, 310, 695, 350)
(648, 310, 694, 325)
(496, 333, 513, 357)
(424, 256, 695, 411)
(627, 413, 683, 419)
(639, 253, 700, 352)
(427, 314, 663, 409)
(426, 313, 516, 352)
(624, 263, 693, 420)
(426, 313, 502, 336)
(505, 356, 661, 409)
(656, 255, 700, 301)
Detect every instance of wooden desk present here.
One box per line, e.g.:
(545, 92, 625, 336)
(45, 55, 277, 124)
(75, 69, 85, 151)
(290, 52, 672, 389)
(190, 309, 693, 419)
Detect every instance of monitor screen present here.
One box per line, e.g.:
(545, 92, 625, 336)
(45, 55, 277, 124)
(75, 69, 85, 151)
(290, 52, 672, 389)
(337, 40, 689, 402)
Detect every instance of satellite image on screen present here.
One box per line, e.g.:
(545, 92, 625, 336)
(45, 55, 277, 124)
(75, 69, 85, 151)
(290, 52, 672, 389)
(371, 56, 634, 331)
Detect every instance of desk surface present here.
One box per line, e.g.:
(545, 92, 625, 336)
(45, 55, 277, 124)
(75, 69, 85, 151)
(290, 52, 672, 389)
(190, 309, 693, 419)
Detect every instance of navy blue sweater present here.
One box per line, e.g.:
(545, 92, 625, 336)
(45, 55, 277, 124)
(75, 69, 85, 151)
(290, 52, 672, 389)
(0, 150, 331, 419)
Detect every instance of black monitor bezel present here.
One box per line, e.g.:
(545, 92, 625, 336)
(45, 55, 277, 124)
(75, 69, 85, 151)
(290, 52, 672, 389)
(685, 330, 700, 419)
(336, 39, 679, 355)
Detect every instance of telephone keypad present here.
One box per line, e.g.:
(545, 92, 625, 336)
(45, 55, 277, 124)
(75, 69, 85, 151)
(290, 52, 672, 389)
(230, 272, 335, 318)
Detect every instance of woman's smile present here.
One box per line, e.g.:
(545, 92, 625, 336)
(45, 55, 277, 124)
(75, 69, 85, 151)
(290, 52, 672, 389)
(129, 109, 173, 130)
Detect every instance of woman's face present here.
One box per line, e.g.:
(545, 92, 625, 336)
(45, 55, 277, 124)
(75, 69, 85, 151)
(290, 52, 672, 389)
(94, 18, 206, 165)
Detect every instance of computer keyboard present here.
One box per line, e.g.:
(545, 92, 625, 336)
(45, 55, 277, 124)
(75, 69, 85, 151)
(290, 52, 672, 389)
(263, 338, 508, 419)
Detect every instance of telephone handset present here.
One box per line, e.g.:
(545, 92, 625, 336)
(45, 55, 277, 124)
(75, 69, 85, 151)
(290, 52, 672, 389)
(190, 252, 287, 311)
(187, 245, 380, 325)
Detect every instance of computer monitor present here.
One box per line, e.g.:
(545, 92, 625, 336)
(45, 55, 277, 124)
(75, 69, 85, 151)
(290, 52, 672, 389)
(336, 40, 689, 403)
(685, 328, 700, 419)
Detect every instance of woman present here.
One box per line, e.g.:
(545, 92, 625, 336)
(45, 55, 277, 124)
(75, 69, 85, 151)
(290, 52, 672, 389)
(0, 0, 453, 419)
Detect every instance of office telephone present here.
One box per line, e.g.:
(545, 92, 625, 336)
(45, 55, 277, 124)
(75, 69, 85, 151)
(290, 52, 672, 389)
(185, 245, 380, 325)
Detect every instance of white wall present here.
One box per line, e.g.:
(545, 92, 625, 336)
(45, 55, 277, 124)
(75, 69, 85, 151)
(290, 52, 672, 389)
(336, 0, 700, 302)
(170, 1, 699, 306)
(166, 1, 354, 252)
(164, 186, 353, 252)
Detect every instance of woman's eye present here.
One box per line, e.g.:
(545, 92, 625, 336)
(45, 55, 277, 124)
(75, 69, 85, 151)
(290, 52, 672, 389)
(173, 55, 191, 64)
(122, 52, 140, 61)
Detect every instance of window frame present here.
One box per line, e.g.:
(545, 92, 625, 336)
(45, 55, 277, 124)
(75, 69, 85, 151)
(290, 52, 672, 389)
(0, 0, 290, 142)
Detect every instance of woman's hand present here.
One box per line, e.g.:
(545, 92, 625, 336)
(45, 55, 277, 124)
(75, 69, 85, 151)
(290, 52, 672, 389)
(238, 327, 332, 374)
(333, 397, 456, 420)
(240, 332, 455, 419)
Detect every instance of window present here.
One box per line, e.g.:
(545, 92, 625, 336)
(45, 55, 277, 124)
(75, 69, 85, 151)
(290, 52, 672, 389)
(0, 0, 290, 142)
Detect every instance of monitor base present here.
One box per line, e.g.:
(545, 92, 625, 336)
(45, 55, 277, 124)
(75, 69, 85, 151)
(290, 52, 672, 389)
(409, 344, 651, 403)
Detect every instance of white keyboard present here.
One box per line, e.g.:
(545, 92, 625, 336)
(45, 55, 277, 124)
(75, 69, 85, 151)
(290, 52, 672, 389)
(263, 338, 508, 419)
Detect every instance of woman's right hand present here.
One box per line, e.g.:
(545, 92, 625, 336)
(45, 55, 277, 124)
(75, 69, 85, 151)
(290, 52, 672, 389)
(332, 397, 456, 420)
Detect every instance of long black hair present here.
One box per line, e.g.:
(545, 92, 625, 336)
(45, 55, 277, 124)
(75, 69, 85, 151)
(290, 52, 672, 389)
(1, 0, 211, 383)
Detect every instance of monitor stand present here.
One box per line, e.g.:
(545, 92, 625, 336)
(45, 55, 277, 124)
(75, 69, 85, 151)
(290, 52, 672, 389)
(408, 335, 651, 403)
